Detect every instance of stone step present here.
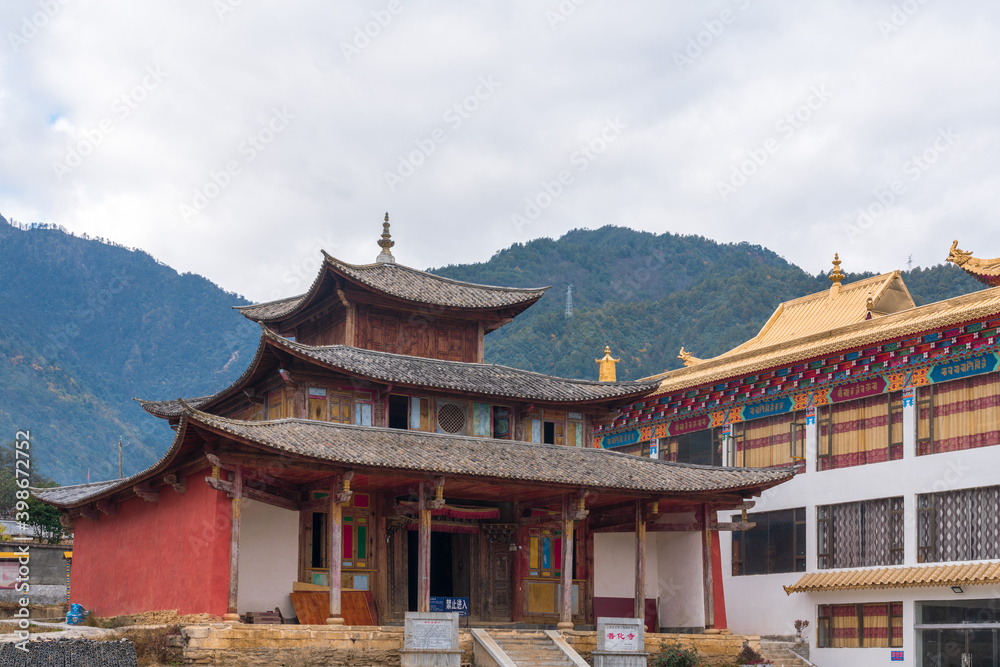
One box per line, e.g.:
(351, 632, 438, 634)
(759, 647, 814, 667)
(492, 633, 576, 667)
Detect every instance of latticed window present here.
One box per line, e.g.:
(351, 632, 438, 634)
(817, 602, 903, 648)
(917, 484, 1000, 563)
(817, 497, 904, 569)
(917, 374, 1000, 455)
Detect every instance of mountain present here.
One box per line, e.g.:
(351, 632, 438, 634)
(430, 226, 986, 380)
(0, 217, 259, 483)
(0, 218, 984, 482)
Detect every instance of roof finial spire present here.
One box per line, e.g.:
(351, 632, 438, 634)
(596, 345, 620, 382)
(829, 253, 845, 297)
(376, 212, 395, 264)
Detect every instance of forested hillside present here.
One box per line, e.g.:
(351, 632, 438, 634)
(431, 226, 985, 379)
(0, 218, 984, 482)
(0, 217, 258, 483)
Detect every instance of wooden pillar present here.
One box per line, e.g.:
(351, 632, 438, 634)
(634, 499, 645, 623)
(558, 495, 575, 630)
(418, 481, 431, 612)
(702, 503, 715, 628)
(512, 509, 527, 622)
(327, 477, 345, 624)
(223, 467, 243, 622)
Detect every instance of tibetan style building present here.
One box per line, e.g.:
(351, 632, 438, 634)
(35, 218, 792, 633)
(595, 245, 1000, 667)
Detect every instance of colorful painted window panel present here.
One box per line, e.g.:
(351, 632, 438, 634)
(473, 403, 491, 437)
(919, 373, 1000, 455)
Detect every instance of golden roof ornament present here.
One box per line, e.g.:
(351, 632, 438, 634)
(678, 347, 702, 367)
(947, 240, 1000, 286)
(376, 212, 395, 264)
(596, 346, 620, 382)
(828, 253, 845, 297)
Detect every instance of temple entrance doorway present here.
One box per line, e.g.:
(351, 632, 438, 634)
(407, 531, 472, 612)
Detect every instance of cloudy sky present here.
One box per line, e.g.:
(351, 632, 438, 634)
(1, 1, 998, 302)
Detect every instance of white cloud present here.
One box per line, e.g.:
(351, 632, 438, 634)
(1, 0, 999, 300)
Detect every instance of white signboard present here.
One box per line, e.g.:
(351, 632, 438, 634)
(603, 624, 641, 652)
(409, 619, 453, 650)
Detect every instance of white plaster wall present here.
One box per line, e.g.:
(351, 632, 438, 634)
(655, 531, 705, 629)
(236, 498, 299, 618)
(594, 532, 659, 600)
(720, 442, 1000, 666)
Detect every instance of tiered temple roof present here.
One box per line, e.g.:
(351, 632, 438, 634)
(236, 251, 548, 324)
(34, 408, 794, 509)
(138, 327, 660, 418)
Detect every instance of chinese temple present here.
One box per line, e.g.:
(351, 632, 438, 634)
(34, 216, 792, 633)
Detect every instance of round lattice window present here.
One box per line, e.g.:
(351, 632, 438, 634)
(437, 403, 466, 434)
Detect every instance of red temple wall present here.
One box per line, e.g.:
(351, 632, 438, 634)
(70, 468, 231, 617)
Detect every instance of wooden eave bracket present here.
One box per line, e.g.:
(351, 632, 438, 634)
(59, 513, 75, 530)
(205, 475, 299, 511)
(96, 499, 118, 516)
(163, 473, 186, 494)
(427, 476, 445, 510)
(278, 368, 297, 387)
(133, 482, 160, 503)
(242, 388, 265, 405)
(574, 490, 590, 521)
(335, 471, 356, 505)
(80, 505, 102, 522)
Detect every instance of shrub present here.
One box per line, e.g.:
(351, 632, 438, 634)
(653, 642, 704, 667)
(734, 641, 772, 665)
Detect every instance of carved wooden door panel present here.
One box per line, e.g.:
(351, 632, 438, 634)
(488, 541, 513, 621)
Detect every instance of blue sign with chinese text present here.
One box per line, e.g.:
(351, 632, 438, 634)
(891, 650, 903, 661)
(429, 596, 469, 616)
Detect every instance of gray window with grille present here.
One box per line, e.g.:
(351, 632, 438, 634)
(917, 485, 1000, 563)
(817, 496, 904, 569)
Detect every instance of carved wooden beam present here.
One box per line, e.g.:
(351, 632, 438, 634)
(205, 475, 299, 511)
(427, 476, 445, 510)
(593, 520, 757, 533)
(134, 482, 160, 502)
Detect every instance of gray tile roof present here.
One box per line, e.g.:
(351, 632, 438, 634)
(236, 253, 548, 321)
(31, 480, 120, 506)
(33, 411, 794, 508)
(270, 329, 660, 402)
(139, 329, 659, 418)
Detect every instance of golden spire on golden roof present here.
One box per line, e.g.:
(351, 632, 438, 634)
(829, 253, 845, 297)
(596, 346, 620, 382)
(376, 212, 395, 264)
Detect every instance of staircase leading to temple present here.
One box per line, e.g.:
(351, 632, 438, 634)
(759, 640, 817, 667)
(471, 629, 589, 667)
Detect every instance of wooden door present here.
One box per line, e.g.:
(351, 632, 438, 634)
(487, 541, 513, 621)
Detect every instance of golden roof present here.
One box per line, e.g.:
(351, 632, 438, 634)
(644, 279, 1000, 397)
(720, 271, 914, 359)
(784, 561, 1000, 594)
